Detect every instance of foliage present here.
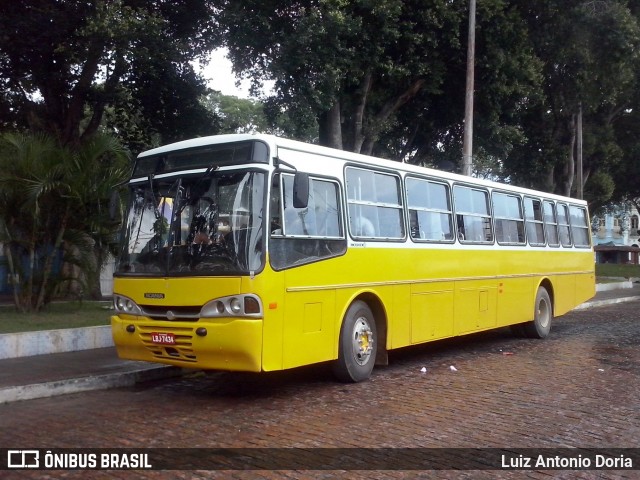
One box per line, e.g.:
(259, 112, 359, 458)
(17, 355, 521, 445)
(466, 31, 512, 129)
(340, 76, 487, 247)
(0, 132, 129, 312)
(215, 0, 463, 153)
(0, 0, 221, 150)
(585, 171, 616, 213)
(506, 0, 640, 197)
(202, 91, 319, 140)
(213, 0, 640, 205)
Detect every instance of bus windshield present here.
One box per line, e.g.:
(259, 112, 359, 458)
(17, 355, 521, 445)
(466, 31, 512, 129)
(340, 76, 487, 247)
(116, 170, 265, 276)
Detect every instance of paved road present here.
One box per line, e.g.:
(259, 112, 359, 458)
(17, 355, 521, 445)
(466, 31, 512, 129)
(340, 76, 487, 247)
(1, 301, 639, 479)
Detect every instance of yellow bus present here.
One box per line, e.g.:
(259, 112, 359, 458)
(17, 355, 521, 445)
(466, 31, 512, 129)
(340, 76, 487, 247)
(111, 133, 595, 382)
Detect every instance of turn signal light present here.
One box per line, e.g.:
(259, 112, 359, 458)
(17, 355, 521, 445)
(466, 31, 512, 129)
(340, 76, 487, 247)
(244, 296, 261, 314)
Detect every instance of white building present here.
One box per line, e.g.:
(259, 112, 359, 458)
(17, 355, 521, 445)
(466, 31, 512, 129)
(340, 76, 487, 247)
(591, 205, 640, 264)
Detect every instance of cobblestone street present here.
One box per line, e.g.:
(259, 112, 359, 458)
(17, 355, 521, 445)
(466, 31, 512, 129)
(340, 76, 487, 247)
(1, 301, 639, 479)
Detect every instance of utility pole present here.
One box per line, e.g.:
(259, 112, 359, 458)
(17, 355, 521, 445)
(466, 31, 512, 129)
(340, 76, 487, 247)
(577, 102, 583, 199)
(461, 0, 476, 176)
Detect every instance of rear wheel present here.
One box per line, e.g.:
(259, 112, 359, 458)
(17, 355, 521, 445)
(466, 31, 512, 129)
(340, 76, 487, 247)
(332, 300, 377, 382)
(523, 287, 553, 338)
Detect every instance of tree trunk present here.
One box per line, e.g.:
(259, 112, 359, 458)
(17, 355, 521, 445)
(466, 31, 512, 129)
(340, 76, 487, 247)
(561, 115, 576, 197)
(4, 243, 23, 313)
(352, 71, 372, 154)
(25, 223, 38, 311)
(361, 78, 426, 156)
(318, 101, 343, 149)
(35, 205, 69, 311)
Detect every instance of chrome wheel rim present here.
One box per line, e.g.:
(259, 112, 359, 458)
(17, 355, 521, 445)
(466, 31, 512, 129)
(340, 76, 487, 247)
(351, 316, 374, 366)
(537, 298, 550, 329)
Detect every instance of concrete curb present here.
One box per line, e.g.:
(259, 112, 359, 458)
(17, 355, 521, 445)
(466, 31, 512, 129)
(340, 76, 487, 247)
(0, 365, 186, 405)
(595, 281, 634, 292)
(0, 325, 113, 360)
(575, 295, 640, 310)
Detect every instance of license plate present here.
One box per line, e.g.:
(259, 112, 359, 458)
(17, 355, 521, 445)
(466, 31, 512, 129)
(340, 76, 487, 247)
(150, 332, 176, 345)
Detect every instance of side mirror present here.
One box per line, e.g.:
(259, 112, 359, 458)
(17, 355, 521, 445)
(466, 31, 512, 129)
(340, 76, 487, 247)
(292, 172, 310, 209)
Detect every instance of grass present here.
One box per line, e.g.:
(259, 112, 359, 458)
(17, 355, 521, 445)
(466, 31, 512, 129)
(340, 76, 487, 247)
(595, 263, 640, 279)
(0, 301, 112, 334)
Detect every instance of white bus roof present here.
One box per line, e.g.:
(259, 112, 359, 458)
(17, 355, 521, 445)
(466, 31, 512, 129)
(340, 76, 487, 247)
(137, 133, 587, 205)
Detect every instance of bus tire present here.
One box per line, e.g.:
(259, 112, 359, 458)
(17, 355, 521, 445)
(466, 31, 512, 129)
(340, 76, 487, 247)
(523, 287, 553, 339)
(332, 300, 377, 383)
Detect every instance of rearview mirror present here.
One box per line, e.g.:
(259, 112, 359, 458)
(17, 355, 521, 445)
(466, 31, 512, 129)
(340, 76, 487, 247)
(292, 172, 310, 209)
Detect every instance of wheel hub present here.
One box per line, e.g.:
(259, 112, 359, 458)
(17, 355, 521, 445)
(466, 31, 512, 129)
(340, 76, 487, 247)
(352, 317, 374, 365)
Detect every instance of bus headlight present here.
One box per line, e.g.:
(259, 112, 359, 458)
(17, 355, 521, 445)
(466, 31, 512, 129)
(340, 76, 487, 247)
(113, 294, 142, 315)
(230, 297, 242, 314)
(201, 294, 263, 318)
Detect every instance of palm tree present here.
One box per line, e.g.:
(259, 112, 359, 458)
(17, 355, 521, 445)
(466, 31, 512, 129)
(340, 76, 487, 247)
(0, 132, 129, 312)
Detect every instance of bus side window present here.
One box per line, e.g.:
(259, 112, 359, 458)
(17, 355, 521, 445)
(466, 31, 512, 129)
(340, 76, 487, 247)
(543, 200, 560, 247)
(406, 177, 453, 242)
(493, 192, 525, 245)
(524, 197, 546, 246)
(346, 167, 404, 240)
(270, 174, 283, 235)
(270, 173, 346, 270)
(569, 205, 590, 247)
(557, 203, 572, 247)
(453, 185, 493, 243)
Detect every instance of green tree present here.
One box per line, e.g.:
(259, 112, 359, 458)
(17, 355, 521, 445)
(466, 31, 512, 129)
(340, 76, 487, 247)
(609, 89, 640, 212)
(0, 0, 221, 150)
(0, 132, 129, 312)
(376, 0, 542, 171)
(506, 0, 640, 197)
(216, 0, 462, 153)
(202, 91, 319, 140)
(213, 0, 640, 200)
(203, 91, 270, 133)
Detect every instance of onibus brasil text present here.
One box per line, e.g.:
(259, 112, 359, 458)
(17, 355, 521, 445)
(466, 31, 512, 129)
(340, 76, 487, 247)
(7, 450, 151, 470)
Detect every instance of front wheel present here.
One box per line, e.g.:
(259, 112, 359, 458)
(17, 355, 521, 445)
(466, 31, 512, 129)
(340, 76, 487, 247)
(523, 287, 553, 339)
(332, 300, 377, 383)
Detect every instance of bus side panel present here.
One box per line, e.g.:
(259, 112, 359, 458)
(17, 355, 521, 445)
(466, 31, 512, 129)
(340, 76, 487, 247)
(409, 282, 454, 344)
(253, 265, 285, 372)
(454, 280, 498, 334)
(390, 284, 411, 348)
(549, 274, 576, 317)
(495, 276, 534, 327)
(575, 271, 596, 307)
(281, 269, 337, 370)
(283, 289, 337, 369)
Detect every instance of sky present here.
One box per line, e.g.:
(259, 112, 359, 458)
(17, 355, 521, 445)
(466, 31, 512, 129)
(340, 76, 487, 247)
(195, 48, 273, 99)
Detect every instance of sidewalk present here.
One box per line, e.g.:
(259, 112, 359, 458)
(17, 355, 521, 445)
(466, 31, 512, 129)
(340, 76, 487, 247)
(0, 283, 639, 404)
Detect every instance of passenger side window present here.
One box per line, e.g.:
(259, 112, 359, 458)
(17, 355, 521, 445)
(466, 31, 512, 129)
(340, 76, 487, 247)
(277, 174, 342, 238)
(453, 185, 493, 243)
(269, 173, 346, 270)
(346, 167, 404, 239)
(557, 203, 572, 247)
(406, 177, 454, 242)
(543, 201, 560, 247)
(524, 197, 545, 246)
(569, 205, 591, 247)
(493, 192, 525, 245)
